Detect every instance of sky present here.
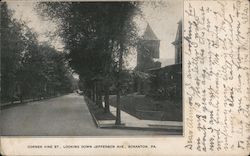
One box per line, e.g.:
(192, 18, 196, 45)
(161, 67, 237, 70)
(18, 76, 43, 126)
(7, 0, 183, 68)
(138, 0, 183, 60)
(7, 1, 64, 51)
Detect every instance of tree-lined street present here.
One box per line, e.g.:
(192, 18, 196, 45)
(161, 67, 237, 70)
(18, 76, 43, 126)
(1, 93, 175, 136)
(1, 2, 182, 136)
(1, 3, 76, 104)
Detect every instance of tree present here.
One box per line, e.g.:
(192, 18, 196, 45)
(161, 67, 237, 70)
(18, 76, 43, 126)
(1, 2, 75, 104)
(36, 2, 140, 124)
(105, 3, 140, 124)
(1, 2, 26, 102)
(20, 40, 74, 99)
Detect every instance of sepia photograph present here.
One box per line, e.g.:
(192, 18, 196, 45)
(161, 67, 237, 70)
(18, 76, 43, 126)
(1, 0, 183, 136)
(1, 0, 250, 155)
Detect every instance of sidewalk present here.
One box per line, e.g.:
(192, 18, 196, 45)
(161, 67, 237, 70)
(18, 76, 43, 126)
(88, 99, 183, 132)
(1, 94, 65, 109)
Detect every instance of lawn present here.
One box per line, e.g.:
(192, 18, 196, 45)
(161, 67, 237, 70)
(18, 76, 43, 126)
(85, 97, 116, 120)
(109, 94, 182, 121)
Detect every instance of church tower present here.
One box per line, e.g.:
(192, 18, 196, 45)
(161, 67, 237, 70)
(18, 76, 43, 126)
(136, 24, 161, 72)
(172, 20, 182, 64)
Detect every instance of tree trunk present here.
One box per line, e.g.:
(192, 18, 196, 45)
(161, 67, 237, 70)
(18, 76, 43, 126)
(96, 81, 103, 108)
(115, 43, 123, 125)
(97, 93, 102, 108)
(115, 89, 121, 125)
(99, 94, 103, 108)
(104, 84, 110, 113)
(94, 82, 97, 103)
(20, 94, 23, 103)
(89, 89, 91, 98)
(91, 85, 95, 101)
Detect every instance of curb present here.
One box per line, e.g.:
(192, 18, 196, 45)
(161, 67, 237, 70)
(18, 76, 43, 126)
(84, 96, 100, 128)
(1, 94, 66, 109)
(84, 96, 183, 132)
(99, 124, 183, 132)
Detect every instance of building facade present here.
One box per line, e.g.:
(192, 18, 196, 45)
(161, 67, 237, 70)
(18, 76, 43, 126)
(136, 24, 161, 72)
(135, 24, 161, 94)
(148, 20, 182, 99)
(148, 64, 182, 99)
(134, 21, 182, 99)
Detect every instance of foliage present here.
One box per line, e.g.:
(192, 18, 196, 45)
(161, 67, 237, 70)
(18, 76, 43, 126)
(36, 2, 141, 122)
(1, 2, 75, 103)
(36, 2, 141, 85)
(1, 2, 26, 101)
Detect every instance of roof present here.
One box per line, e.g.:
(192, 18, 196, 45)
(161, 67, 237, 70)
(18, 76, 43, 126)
(172, 20, 182, 45)
(142, 24, 159, 40)
(148, 63, 182, 72)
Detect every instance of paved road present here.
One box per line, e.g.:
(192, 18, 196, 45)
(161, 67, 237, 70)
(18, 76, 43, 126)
(1, 93, 178, 136)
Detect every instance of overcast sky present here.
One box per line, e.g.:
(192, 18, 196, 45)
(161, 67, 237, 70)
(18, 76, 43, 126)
(7, 0, 183, 68)
(140, 0, 183, 60)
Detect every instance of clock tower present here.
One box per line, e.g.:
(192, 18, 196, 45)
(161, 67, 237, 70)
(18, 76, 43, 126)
(136, 24, 161, 72)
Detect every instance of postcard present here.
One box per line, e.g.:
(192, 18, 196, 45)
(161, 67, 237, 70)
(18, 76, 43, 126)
(0, 0, 249, 155)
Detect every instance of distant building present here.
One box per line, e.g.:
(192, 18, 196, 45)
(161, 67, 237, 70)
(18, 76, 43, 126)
(136, 24, 161, 72)
(134, 24, 161, 94)
(148, 64, 182, 99)
(172, 20, 182, 64)
(148, 20, 182, 99)
(133, 20, 182, 100)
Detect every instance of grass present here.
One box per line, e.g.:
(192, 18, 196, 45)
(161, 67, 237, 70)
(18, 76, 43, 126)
(109, 94, 182, 121)
(85, 97, 116, 120)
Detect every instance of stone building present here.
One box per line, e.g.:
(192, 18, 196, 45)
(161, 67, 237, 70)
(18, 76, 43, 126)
(136, 24, 161, 72)
(135, 24, 161, 94)
(148, 64, 182, 99)
(148, 20, 182, 99)
(134, 21, 182, 98)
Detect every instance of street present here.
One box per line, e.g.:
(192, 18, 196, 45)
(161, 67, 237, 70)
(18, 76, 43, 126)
(1, 93, 176, 136)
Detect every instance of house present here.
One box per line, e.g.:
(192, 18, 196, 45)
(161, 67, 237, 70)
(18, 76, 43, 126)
(148, 20, 182, 99)
(134, 21, 182, 100)
(148, 64, 182, 99)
